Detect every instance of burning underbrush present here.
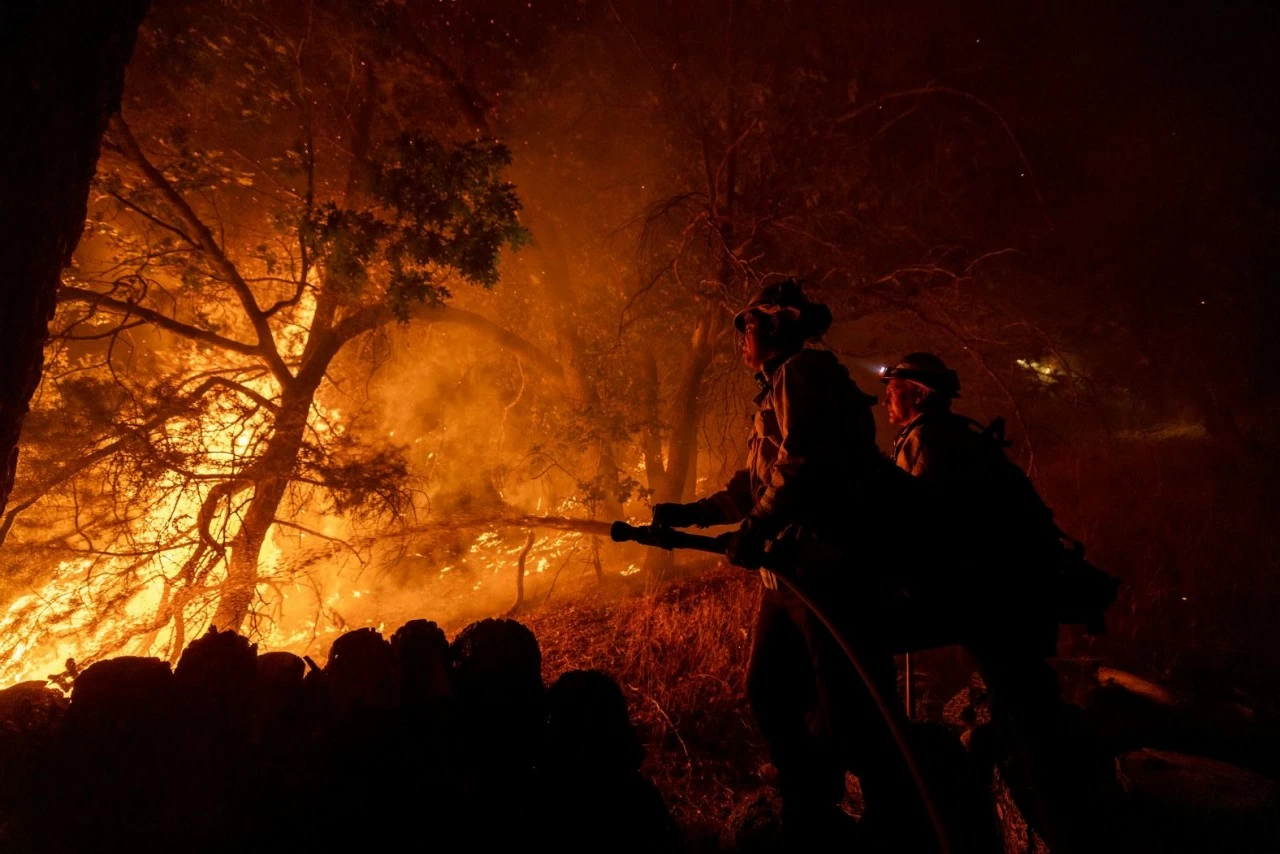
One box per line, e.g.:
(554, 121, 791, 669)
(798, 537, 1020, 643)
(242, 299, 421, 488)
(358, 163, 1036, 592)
(0, 548, 769, 852)
(0, 509, 634, 691)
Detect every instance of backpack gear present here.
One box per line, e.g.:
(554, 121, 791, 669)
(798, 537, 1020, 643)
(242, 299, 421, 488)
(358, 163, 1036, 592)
(894, 414, 1119, 634)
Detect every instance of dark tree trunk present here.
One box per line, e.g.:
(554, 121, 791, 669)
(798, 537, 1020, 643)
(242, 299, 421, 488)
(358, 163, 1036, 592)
(660, 302, 724, 504)
(641, 306, 725, 579)
(640, 351, 668, 500)
(0, 0, 149, 514)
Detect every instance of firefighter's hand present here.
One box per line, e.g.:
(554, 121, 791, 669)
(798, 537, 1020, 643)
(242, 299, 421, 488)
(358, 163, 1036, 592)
(652, 502, 702, 529)
(726, 520, 767, 570)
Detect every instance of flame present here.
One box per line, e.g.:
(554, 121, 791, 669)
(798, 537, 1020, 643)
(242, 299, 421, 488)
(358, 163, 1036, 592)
(0, 291, 341, 685)
(1, 263, 616, 687)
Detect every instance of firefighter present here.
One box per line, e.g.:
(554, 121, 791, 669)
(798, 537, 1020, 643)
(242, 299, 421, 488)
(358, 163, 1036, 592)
(882, 352, 1105, 853)
(652, 281, 920, 845)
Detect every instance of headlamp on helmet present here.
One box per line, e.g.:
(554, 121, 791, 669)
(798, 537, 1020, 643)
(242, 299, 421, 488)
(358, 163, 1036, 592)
(880, 353, 961, 398)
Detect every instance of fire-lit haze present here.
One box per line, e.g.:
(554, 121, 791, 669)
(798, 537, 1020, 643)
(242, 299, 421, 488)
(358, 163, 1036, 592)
(1, 0, 1276, 695)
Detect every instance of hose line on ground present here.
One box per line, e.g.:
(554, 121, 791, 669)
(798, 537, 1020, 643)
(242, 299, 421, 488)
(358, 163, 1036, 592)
(610, 521, 953, 854)
(772, 571, 952, 854)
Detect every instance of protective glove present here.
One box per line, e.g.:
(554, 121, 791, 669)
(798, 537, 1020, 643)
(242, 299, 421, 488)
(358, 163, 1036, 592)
(725, 518, 768, 570)
(651, 502, 706, 529)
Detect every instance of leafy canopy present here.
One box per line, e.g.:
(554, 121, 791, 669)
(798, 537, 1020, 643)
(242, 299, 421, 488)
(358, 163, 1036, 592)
(306, 135, 529, 320)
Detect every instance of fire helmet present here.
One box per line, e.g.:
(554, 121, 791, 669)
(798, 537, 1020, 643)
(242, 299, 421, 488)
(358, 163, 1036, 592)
(881, 352, 961, 398)
(732, 279, 832, 341)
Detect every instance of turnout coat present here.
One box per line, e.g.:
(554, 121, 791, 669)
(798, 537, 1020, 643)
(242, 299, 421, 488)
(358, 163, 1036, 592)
(690, 348, 880, 588)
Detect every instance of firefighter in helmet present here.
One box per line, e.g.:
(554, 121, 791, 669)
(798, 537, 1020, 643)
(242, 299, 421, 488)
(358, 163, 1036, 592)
(652, 281, 920, 843)
(882, 352, 1105, 853)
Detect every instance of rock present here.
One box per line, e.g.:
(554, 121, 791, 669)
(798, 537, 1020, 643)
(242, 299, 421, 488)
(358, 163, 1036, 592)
(252, 651, 307, 747)
(541, 670, 681, 853)
(0, 681, 68, 802)
(391, 618, 453, 711)
(0, 680, 68, 744)
(545, 668, 643, 772)
(325, 627, 398, 716)
(58, 657, 180, 851)
(1082, 668, 1184, 755)
(449, 619, 546, 844)
(256, 650, 305, 686)
(450, 618, 542, 692)
(175, 626, 258, 693)
(449, 617, 544, 750)
(66, 656, 175, 741)
(174, 626, 258, 739)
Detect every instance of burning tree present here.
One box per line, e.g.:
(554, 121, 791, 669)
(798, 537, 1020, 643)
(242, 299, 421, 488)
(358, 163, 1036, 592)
(0, 31, 528, 674)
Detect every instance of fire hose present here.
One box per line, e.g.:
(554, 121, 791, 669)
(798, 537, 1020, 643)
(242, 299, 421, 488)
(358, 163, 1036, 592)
(611, 520, 953, 854)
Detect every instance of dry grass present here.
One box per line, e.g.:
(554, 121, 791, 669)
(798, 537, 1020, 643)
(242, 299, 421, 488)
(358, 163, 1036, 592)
(521, 559, 769, 839)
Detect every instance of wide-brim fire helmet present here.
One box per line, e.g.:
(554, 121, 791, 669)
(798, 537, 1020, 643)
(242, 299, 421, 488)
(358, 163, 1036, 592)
(880, 352, 961, 398)
(732, 279, 833, 342)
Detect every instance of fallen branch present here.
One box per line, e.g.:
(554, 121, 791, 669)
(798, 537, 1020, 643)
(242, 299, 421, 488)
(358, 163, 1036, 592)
(508, 529, 536, 615)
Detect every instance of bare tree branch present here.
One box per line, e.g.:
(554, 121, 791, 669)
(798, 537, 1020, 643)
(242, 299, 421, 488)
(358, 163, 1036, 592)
(196, 478, 253, 553)
(59, 285, 263, 357)
(273, 518, 366, 563)
(0, 376, 276, 545)
(262, 279, 309, 318)
(105, 189, 197, 247)
(108, 114, 295, 382)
